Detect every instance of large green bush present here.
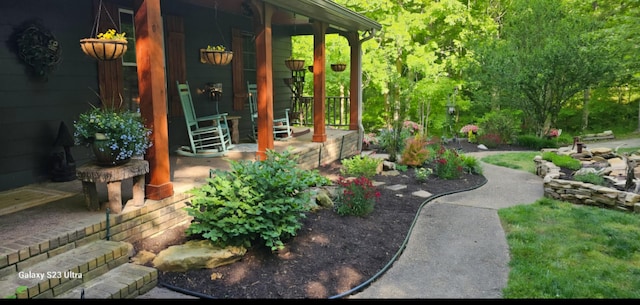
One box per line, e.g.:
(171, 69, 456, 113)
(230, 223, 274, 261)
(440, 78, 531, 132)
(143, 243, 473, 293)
(185, 149, 331, 251)
(340, 154, 382, 178)
(477, 109, 522, 144)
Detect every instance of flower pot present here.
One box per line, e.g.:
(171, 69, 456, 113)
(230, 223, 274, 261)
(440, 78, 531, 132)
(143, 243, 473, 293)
(91, 139, 131, 166)
(285, 59, 305, 71)
(307, 65, 314, 73)
(331, 63, 346, 72)
(200, 49, 233, 65)
(80, 38, 128, 61)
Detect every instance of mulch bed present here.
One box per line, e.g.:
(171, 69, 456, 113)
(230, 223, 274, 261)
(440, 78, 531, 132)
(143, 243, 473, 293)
(133, 140, 525, 299)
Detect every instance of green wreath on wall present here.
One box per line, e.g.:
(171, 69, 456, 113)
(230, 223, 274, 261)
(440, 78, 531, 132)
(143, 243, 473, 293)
(12, 20, 62, 79)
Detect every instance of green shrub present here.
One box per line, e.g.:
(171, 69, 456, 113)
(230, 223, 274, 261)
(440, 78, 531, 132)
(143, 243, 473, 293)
(431, 144, 464, 179)
(340, 154, 382, 178)
(477, 109, 522, 144)
(185, 149, 331, 251)
(376, 127, 411, 161)
(573, 172, 606, 186)
(335, 176, 380, 216)
(515, 135, 559, 150)
(541, 151, 582, 170)
(477, 133, 502, 148)
(396, 164, 408, 172)
(460, 154, 483, 175)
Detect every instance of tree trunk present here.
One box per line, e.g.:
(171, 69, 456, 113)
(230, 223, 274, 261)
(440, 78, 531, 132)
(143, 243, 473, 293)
(582, 87, 590, 132)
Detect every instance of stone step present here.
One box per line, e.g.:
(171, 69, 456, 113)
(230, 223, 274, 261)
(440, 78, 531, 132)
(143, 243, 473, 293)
(55, 263, 157, 299)
(0, 240, 132, 299)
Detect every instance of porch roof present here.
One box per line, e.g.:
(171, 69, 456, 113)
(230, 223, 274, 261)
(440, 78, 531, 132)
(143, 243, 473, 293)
(265, 0, 382, 33)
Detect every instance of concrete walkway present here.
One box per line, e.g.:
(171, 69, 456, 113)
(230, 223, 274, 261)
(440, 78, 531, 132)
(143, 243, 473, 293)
(350, 153, 544, 299)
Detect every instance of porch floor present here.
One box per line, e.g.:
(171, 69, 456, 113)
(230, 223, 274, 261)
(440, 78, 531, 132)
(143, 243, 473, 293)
(0, 127, 357, 250)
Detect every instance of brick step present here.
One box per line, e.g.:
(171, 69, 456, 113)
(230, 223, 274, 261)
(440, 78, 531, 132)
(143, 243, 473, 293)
(0, 240, 132, 299)
(55, 263, 157, 299)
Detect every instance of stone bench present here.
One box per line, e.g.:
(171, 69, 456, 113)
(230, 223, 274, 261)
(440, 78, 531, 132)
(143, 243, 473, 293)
(76, 159, 149, 214)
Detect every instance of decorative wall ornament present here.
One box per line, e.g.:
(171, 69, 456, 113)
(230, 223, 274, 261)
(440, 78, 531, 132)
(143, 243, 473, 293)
(10, 20, 62, 80)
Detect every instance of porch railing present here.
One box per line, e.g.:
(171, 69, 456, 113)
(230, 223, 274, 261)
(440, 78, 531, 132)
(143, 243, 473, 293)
(290, 96, 351, 128)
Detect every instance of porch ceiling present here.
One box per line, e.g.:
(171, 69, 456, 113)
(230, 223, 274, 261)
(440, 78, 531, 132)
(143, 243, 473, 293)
(182, 0, 381, 34)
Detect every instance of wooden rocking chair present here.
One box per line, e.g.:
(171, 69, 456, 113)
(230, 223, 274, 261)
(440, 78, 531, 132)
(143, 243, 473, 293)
(175, 81, 233, 157)
(247, 83, 292, 141)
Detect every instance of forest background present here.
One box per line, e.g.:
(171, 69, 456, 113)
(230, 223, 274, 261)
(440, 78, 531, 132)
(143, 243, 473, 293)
(291, 0, 640, 141)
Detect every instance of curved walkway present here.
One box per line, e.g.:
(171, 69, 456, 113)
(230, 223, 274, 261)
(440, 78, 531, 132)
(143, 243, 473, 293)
(350, 151, 544, 298)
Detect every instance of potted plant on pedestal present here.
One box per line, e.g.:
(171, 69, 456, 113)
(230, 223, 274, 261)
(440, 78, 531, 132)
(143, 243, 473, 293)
(74, 105, 152, 166)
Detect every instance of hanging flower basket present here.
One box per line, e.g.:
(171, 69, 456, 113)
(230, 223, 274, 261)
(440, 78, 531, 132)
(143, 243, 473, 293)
(80, 38, 128, 61)
(200, 49, 233, 65)
(331, 63, 347, 72)
(285, 59, 305, 71)
(307, 65, 314, 73)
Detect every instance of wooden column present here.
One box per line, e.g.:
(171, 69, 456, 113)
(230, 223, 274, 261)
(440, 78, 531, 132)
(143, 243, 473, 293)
(134, 0, 174, 199)
(346, 31, 361, 131)
(312, 21, 328, 143)
(253, 2, 275, 160)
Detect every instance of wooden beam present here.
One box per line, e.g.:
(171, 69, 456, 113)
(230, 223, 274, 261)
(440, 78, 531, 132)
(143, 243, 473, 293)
(134, 0, 174, 200)
(253, 1, 275, 160)
(346, 31, 360, 131)
(312, 21, 328, 143)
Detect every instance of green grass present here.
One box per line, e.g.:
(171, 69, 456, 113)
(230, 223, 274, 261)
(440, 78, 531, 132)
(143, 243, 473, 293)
(499, 198, 640, 298)
(480, 152, 540, 174)
(482, 139, 640, 298)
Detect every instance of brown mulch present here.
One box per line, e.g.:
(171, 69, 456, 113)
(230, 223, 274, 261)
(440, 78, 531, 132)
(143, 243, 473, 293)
(133, 140, 527, 299)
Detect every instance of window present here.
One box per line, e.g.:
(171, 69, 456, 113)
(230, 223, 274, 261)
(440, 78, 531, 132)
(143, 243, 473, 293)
(119, 8, 138, 112)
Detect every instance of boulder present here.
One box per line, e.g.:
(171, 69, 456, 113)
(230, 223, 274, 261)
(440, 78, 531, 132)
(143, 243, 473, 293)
(152, 240, 246, 272)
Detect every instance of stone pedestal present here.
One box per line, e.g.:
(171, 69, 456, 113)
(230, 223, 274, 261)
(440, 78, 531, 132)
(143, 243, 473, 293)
(76, 159, 149, 213)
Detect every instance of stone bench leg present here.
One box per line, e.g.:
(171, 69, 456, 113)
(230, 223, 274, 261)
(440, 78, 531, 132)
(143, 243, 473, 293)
(106, 180, 123, 214)
(130, 174, 146, 207)
(82, 181, 100, 211)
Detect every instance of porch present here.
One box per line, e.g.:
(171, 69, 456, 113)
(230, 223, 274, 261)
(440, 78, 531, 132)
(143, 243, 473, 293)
(0, 127, 358, 238)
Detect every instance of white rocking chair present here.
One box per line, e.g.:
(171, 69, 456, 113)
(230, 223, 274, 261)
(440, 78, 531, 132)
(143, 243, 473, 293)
(247, 83, 292, 141)
(176, 81, 234, 157)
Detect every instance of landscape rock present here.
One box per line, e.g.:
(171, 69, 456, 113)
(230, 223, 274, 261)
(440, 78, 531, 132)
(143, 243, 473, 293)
(152, 240, 246, 272)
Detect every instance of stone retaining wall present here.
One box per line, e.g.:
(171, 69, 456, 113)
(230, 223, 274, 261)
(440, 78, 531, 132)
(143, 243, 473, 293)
(534, 156, 640, 213)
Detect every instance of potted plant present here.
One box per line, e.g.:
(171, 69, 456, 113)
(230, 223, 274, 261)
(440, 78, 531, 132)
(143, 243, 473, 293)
(73, 105, 152, 166)
(285, 58, 305, 71)
(80, 29, 128, 61)
(200, 45, 233, 65)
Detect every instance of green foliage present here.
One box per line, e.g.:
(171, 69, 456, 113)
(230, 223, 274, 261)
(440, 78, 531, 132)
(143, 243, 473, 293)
(541, 152, 582, 170)
(97, 29, 126, 40)
(415, 167, 432, 182)
(430, 144, 464, 180)
(459, 154, 483, 175)
(400, 135, 432, 167)
(376, 127, 412, 160)
(4, 286, 27, 299)
(340, 154, 382, 178)
(335, 176, 380, 217)
(573, 172, 607, 186)
(515, 135, 559, 150)
(185, 149, 331, 251)
(396, 164, 408, 172)
(477, 109, 522, 144)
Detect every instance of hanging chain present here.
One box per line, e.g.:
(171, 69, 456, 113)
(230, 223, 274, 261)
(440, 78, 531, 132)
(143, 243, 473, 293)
(90, 0, 120, 37)
(214, 1, 227, 47)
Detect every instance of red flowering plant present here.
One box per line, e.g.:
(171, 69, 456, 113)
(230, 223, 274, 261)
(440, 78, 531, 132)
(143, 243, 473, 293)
(335, 176, 381, 216)
(546, 128, 560, 138)
(431, 144, 463, 179)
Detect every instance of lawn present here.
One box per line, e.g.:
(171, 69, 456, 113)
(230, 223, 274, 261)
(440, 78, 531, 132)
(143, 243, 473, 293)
(483, 149, 640, 299)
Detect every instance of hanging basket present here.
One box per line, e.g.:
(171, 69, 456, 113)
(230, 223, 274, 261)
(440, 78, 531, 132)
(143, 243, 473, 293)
(307, 65, 314, 73)
(80, 38, 128, 61)
(285, 59, 305, 71)
(200, 49, 233, 65)
(331, 63, 347, 72)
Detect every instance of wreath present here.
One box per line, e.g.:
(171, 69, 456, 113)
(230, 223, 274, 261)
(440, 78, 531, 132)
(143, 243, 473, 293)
(13, 21, 62, 78)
